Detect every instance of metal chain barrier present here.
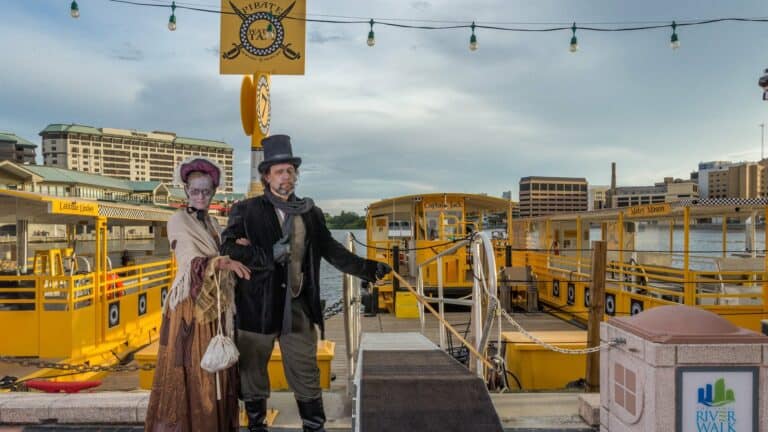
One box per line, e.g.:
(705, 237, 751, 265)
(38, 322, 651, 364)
(498, 308, 625, 354)
(0, 356, 155, 374)
(323, 298, 345, 320)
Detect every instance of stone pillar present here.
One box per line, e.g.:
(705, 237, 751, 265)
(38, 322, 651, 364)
(600, 305, 768, 431)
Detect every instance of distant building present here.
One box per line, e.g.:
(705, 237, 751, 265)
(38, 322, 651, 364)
(611, 177, 698, 208)
(695, 161, 733, 199)
(0, 161, 243, 214)
(518, 176, 588, 218)
(39, 124, 234, 192)
(0, 132, 36, 164)
(588, 185, 610, 211)
(708, 162, 763, 199)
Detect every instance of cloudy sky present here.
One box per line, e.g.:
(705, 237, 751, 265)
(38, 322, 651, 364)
(3, 1, 768, 214)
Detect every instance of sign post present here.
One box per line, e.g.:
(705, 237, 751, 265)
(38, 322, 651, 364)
(220, 0, 306, 195)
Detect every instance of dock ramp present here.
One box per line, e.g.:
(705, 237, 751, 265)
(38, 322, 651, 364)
(353, 332, 503, 432)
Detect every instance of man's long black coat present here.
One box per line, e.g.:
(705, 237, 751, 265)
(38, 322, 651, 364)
(221, 195, 378, 335)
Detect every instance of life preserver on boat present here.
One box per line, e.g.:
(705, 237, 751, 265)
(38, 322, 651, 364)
(106, 272, 125, 300)
(25, 380, 101, 393)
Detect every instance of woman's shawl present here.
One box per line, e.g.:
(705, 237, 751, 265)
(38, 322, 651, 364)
(166, 209, 236, 335)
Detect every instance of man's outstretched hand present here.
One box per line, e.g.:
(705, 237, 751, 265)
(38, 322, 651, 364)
(375, 262, 392, 280)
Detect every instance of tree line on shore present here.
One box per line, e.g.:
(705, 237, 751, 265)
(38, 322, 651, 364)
(323, 211, 366, 229)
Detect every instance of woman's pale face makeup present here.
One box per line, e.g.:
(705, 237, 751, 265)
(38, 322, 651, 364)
(185, 174, 215, 210)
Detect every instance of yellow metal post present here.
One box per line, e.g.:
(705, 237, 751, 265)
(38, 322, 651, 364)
(507, 201, 513, 247)
(669, 218, 674, 253)
(576, 216, 582, 273)
(722, 216, 727, 258)
(94, 216, 108, 345)
(683, 207, 693, 305)
(242, 72, 271, 197)
(618, 211, 624, 288)
(764, 207, 767, 312)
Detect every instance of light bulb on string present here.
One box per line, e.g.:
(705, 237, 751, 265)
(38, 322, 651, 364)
(569, 23, 578, 52)
(469, 22, 478, 51)
(70, 0, 79, 18)
(670, 21, 680, 50)
(168, 1, 177, 31)
(367, 19, 375, 47)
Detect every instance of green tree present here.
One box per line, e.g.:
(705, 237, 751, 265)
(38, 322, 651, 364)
(325, 211, 366, 229)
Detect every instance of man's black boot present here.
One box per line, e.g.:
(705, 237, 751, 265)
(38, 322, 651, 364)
(296, 397, 326, 432)
(245, 399, 269, 432)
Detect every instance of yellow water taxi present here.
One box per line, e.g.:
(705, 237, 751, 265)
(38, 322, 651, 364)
(364, 193, 513, 314)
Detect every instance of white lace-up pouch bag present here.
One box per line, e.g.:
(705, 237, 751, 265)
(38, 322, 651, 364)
(200, 270, 239, 399)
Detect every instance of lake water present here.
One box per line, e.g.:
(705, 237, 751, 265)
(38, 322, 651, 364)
(15, 226, 763, 302)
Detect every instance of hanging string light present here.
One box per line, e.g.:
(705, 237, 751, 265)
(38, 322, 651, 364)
(98, 1, 768, 54)
(70, 0, 80, 19)
(367, 19, 375, 47)
(569, 23, 578, 52)
(670, 21, 680, 50)
(469, 22, 478, 51)
(168, 1, 177, 31)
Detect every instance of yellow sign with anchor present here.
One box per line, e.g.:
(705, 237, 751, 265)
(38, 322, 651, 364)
(626, 202, 671, 218)
(220, 0, 306, 75)
(49, 198, 99, 216)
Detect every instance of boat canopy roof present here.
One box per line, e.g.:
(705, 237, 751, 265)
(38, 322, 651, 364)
(367, 193, 512, 215)
(520, 197, 768, 223)
(0, 188, 188, 226)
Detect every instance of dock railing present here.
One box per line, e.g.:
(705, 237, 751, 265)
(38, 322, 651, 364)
(0, 259, 173, 359)
(342, 233, 362, 398)
(414, 232, 501, 378)
(525, 247, 768, 330)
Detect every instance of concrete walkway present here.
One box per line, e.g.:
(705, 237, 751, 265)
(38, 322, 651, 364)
(0, 390, 597, 431)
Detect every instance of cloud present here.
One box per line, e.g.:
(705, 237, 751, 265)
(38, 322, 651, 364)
(110, 42, 144, 61)
(411, 1, 431, 11)
(308, 30, 344, 44)
(206, 45, 220, 57)
(5, 0, 768, 211)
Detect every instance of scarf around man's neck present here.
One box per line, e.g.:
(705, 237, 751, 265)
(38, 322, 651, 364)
(264, 186, 314, 334)
(264, 186, 314, 216)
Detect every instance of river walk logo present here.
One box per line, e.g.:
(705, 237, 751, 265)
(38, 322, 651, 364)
(220, 0, 306, 75)
(695, 378, 736, 431)
(697, 378, 735, 407)
(678, 368, 757, 432)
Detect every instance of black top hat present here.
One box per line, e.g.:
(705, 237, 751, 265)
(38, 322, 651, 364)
(258, 134, 302, 174)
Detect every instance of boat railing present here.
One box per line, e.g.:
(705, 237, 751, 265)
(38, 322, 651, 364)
(414, 232, 500, 378)
(0, 259, 173, 358)
(524, 247, 767, 328)
(342, 232, 362, 398)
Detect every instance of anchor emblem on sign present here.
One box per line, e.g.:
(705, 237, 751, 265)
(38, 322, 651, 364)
(224, 1, 302, 61)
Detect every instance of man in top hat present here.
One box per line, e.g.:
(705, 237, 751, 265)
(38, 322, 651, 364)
(221, 135, 391, 432)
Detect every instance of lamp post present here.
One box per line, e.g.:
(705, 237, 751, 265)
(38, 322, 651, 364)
(761, 123, 765, 161)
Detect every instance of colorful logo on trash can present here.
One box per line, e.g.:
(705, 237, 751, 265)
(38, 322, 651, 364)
(695, 378, 736, 431)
